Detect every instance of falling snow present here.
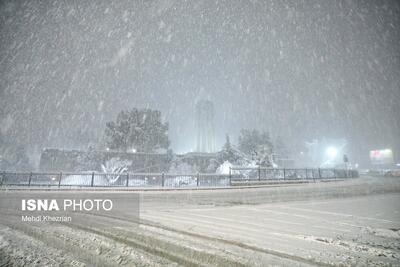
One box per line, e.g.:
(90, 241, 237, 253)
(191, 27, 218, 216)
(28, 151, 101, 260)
(0, 0, 399, 168)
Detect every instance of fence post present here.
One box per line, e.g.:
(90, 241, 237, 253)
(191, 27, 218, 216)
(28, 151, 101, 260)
(229, 167, 232, 186)
(318, 168, 321, 179)
(197, 173, 200, 187)
(305, 168, 308, 179)
(258, 166, 261, 181)
(313, 168, 316, 182)
(91, 172, 95, 187)
(283, 168, 286, 180)
(126, 173, 129, 187)
(161, 172, 165, 187)
(58, 172, 62, 188)
(28, 172, 32, 187)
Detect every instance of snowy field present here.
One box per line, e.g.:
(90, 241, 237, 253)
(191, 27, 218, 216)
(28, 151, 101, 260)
(0, 176, 399, 266)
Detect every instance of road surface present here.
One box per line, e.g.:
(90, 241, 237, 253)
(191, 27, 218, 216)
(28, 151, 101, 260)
(0, 176, 399, 266)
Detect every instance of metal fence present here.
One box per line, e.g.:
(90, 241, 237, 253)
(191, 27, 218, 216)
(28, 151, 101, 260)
(0, 168, 357, 188)
(229, 167, 358, 182)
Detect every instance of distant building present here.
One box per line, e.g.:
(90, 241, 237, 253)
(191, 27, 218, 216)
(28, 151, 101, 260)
(195, 100, 216, 153)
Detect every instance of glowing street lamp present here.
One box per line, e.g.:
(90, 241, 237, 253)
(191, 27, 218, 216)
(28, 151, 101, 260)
(326, 146, 338, 158)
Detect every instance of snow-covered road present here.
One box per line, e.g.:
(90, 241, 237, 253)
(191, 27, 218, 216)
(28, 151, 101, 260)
(142, 192, 400, 266)
(1, 176, 399, 266)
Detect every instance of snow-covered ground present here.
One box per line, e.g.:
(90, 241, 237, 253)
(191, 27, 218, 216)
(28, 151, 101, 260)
(141, 192, 400, 266)
(1, 176, 399, 266)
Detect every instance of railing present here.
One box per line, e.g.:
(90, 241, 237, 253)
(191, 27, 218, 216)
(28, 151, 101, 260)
(0, 168, 357, 188)
(0, 171, 230, 188)
(229, 167, 358, 182)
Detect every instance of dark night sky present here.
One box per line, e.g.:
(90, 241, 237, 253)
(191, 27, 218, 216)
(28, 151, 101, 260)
(1, 0, 399, 166)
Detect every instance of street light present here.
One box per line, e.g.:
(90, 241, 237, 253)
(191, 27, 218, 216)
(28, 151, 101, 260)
(326, 146, 337, 158)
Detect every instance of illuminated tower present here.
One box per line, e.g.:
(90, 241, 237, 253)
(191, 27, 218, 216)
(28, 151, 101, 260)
(195, 100, 216, 153)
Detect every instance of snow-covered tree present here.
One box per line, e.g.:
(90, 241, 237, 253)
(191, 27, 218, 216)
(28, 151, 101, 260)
(104, 108, 169, 153)
(1, 145, 31, 171)
(238, 129, 274, 167)
(0, 131, 32, 171)
(218, 134, 240, 164)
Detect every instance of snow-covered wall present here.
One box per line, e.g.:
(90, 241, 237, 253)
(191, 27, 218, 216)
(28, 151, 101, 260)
(39, 148, 220, 173)
(39, 148, 169, 172)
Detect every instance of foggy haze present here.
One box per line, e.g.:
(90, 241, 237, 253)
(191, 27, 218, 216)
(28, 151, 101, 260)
(1, 0, 399, 166)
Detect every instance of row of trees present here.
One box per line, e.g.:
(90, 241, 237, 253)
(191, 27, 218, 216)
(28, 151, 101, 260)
(219, 129, 287, 167)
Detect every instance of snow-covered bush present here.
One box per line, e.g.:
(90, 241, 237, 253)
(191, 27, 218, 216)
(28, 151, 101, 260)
(216, 161, 233, 175)
(61, 157, 132, 186)
(101, 157, 132, 184)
